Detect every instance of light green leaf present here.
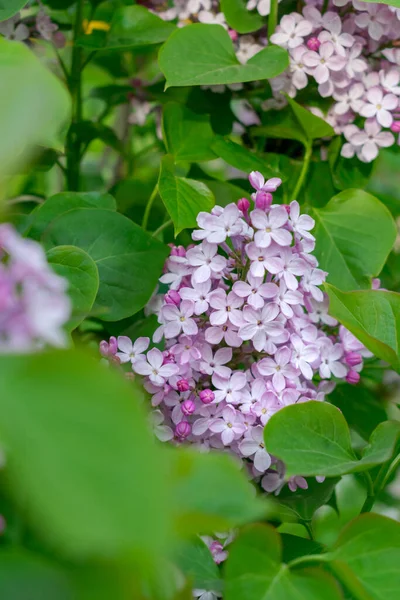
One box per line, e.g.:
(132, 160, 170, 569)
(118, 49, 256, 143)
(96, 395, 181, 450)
(171, 449, 270, 535)
(313, 189, 396, 290)
(0, 350, 170, 562)
(162, 102, 217, 162)
(224, 524, 343, 600)
(45, 208, 169, 321)
(286, 97, 335, 141)
(220, 0, 264, 33)
(28, 192, 116, 241)
(325, 285, 400, 370)
(47, 245, 99, 331)
(77, 5, 176, 50)
(158, 155, 215, 236)
(264, 401, 400, 477)
(328, 514, 400, 600)
(0, 0, 28, 23)
(158, 24, 288, 88)
(0, 38, 71, 179)
(211, 136, 282, 179)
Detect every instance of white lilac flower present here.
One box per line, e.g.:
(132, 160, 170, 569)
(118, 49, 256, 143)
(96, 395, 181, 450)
(270, 14, 313, 49)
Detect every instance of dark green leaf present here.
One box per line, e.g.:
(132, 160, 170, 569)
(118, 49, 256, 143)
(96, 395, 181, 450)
(277, 477, 340, 521)
(90, 85, 133, 107)
(252, 108, 309, 146)
(281, 535, 325, 564)
(28, 192, 116, 241)
(175, 538, 222, 593)
(47, 245, 99, 331)
(159, 24, 289, 88)
(325, 285, 400, 370)
(211, 136, 282, 179)
(162, 103, 216, 162)
(329, 385, 387, 441)
(158, 155, 215, 236)
(329, 514, 400, 600)
(0, 350, 169, 561)
(220, 0, 263, 33)
(45, 208, 168, 321)
(77, 5, 176, 50)
(313, 190, 396, 290)
(329, 138, 373, 192)
(75, 121, 125, 154)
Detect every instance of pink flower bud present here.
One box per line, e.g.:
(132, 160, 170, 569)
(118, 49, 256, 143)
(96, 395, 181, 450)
(162, 351, 175, 364)
(199, 389, 215, 404)
(372, 278, 381, 290)
(307, 37, 321, 51)
(170, 245, 186, 257)
(53, 31, 66, 49)
(99, 340, 109, 357)
(346, 370, 360, 385)
(165, 290, 181, 305)
(255, 191, 273, 211)
(345, 352, 362, 367)
(228, 29, 238, 41)
(181, 399, 196, 415)
(238, 197, 250, 213)
(175, 421, 191, 439)
(282, 203, 291, 214)
(177, 378, 190, 392)
(391, 121, 400, 133)
(109, 336, 118, 355)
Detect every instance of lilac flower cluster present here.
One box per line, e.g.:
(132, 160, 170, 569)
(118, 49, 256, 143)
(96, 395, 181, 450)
(102, 172, 370, 494)
(0, 224, 71, 352)
(269, 0, 400, 162)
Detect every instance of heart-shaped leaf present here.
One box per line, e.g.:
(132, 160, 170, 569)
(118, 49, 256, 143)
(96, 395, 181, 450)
(162, 102, 216, 162)
(159, 24, 289, 88)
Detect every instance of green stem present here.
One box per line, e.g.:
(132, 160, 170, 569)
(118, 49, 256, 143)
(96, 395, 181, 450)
(268, 0, 278, 35)
(302, 521, 314, 540)
(152, 219, 172, 238)
(66, 0, 84, 191)
(360, 471, 375, 514)
(322, 0, 330, 13)
(288, 554, 327, 569)
(142, 184, 159, 230)
(291, 144, 312, 201)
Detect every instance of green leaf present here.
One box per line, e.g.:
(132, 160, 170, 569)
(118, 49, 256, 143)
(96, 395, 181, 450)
(28, 192, 116, 241)
(224, 524, 343, 600)
(158, 155, 215, 236)
(159, 24, 289, 88)
(264, 401, 400, 477)
(329, 138, 373, 192)
(220, 0, 264, 33)
(328, 514, 400, 600)
(281, 535, 325, 564)
(329, 385, 387, 441)
(47, 246, 99, 331)
(45, 208, 168, 321)
(162, 103, 217, 162)
(356, 0, 400, 7)
(286, 97, 335, 140)
(277, 477, 339, 521)
(0, 38, 71, 178)
(211, 136, 282, 179)
(0, 550, 73, 600)
(77, 5, 176, 50)
(0, 0, 28, 23)
(252, 108, 309, 146)
(313, 190, 396, 290)
(171, 449, 270, 535)
(0, 350, 170, 562)
(175, 538, 222, 593)
(325, 285, 400, 370)
(74, 121, 125, 154)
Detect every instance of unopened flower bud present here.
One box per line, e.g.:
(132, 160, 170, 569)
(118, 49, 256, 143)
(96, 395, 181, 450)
(345, 352, 362, 367)
(162, 351, 175, 364)
(181, 399, 196, 415)
(170, 245, 186, 257)
(199, 389, 215, 404)
(282, 203, 291, 214)
(346, 370, 360, 384)
(165, 290, 181, 305)
(108, 336, 117, 355)
(228, 29, 238, 41)
(238, 197, 250, 213)
(177, 378, 190, 392)
(255, 191, 273, 211)
(175, 421, 191, 439)
(99, 340, 109, 357)
(391, 121, 400, 133)
(307, 37, 321, 51)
